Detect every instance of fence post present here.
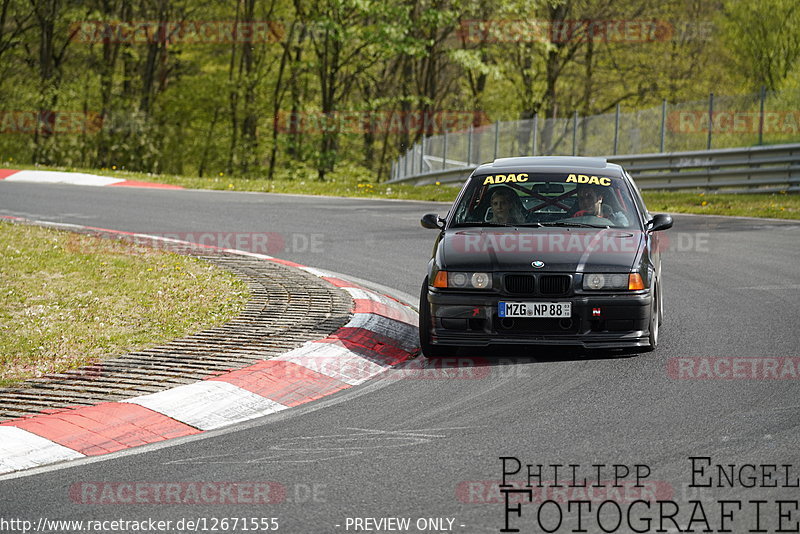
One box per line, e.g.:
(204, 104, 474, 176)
(467, 125, 473, 165)
(442, 128, 448, 170)
(493, 121, 499, 160)
(758, 85, 766, 145)
(532, 113, 538, 156)
(572, 111, 578, 156)
(660, 99, 667, 153)
(613, 103, 620, 155)
(707, 92, 714, 150)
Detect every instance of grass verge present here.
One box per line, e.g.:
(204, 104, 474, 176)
(0, 222, 249, 387)
(2, 163, 798, 218)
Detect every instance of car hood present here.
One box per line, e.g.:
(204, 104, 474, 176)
(439, 227, 643, 272)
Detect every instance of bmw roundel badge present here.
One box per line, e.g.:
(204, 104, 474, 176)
(531, 260, 545, 268)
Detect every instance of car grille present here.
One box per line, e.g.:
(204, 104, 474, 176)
(504, 274, 571, 295)
(505, 274, 535, 294)
(539, 275, 571, 296)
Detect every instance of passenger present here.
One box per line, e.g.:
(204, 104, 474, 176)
(490, 187, 525, 224)
(572, 184, 610, 218)
(571, 184, 629, 226)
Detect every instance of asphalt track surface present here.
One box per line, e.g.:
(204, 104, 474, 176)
(1, 182, 799, 533)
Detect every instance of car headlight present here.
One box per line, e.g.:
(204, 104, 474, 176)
(582, 273, 644, 290)
(432, 271, 493, 289)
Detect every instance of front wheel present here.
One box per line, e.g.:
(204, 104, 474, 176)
(419, 278, 460, 358)
(644, 282, 659, 351)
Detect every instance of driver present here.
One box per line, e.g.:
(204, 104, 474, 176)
(490, 187, 525, 224)
(571, 184, 629, 226)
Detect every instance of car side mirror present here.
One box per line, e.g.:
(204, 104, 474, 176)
(647, 213, 673, 232)
(421, 213, 444, 230)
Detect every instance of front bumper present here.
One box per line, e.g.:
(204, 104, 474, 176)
(427, 289, 653, 349)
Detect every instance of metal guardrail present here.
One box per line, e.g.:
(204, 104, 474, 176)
(387, 143, 800, 192)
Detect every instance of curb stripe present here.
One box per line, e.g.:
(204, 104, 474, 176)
(123, 381, 287, 431)
(343, 314, 419, 354)
(321, 276, 362, 288)
(1, 170, 124, 186)
(110, 180, 183, 189)
(318, 327, 414, 366)
(209, 360, 350, 407)
(268, 258, 304, 268)
(1, 403, 200, 456)
(352, 299, 418, 326)
(0, 427, 85, 472)
(0, 169, 181, 189)
(274, 343, 390, 385)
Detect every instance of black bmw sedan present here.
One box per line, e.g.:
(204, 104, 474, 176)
(419, 156, 673, 356)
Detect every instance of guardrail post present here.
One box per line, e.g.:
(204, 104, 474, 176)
(707, 92, 714, 150)
(442, 128, 448, 170)
(419, 136, 425, 174)
(493, 122, 499, 160)
(572, 111, 578, 156)
(660, 99, 667, 153)
(532, 113, 538, 156)
(613, 103, 620, 155)
(758, 85, 766, 145)
(467, 125, 473, 165)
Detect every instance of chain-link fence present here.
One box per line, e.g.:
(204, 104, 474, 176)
(391, 88, 800, 181)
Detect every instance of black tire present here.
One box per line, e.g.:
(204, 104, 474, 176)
(644, 282, 659, 352)
(419, 278, 460, 358)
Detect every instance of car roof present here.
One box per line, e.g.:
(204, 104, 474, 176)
(474, 156, 625, 176)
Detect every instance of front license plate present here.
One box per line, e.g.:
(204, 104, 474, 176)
(498, 302, 571, 318)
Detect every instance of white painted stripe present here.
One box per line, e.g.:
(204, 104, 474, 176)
(343, 287, 410, 310)
(4, 170, 125, 186)
(345, 313, 419, 353)
(298, 266, 335, 278)
(345, 287, 418, 326)
(123, 381, 287, 431)
(0, 426, 85, 475)
(274, 342, 389, 385)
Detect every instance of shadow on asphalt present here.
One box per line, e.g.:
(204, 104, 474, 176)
(410, 344, 640, 372)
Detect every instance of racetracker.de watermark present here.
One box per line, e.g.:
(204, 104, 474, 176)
(668, 111, 800, 135)
(66, 232, 325, 255)
(456, 480, 674, 504)
(70, 21, 285, 44)
(457, 19, 677, 44)
(0, 111, 102, 135)
(450, 231, 708, 255)
(667, 357, 800, 380)
(69, 481, 286, 504)
(274, 110, 489, 135)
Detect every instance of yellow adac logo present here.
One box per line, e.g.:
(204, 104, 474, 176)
(565, 174, 612, 186)
(482, 173, 529, 185)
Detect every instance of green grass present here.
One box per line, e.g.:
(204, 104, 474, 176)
(0, 222, 249, 386)
(2, 161, 798, 218)
(642, 190, 800, 219)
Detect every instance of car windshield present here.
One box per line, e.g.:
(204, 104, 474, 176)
(450, 172, 640, 229)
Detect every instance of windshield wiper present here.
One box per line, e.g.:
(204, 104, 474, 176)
(541, 221, 611, 229)
(450, 222, 513, 228)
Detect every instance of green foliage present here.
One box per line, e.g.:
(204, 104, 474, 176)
(0, 0, 791, 180)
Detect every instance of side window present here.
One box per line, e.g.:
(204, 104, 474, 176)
(626, 172, 649, 222)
